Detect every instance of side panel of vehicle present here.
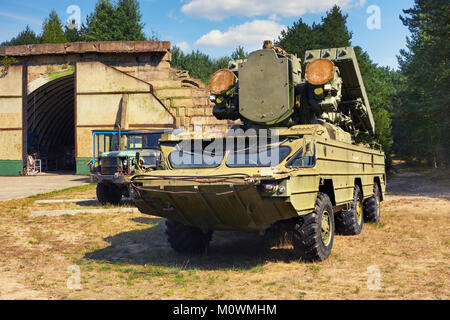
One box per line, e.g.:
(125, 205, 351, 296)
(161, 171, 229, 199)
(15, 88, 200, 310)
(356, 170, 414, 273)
(288, 138, 385, 215)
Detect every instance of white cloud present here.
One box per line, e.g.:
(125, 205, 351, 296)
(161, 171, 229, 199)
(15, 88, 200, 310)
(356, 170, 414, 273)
(182, 0, 366, 21)
(268, 14, 280, 21)
(176, 41, 190, 51)
(195, 20, 286, 51)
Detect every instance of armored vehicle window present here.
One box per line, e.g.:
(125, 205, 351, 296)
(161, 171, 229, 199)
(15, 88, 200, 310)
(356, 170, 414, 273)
(286, 149, 316, 168)
(168, 140, 224, 169)
(226, 146, 291, 167)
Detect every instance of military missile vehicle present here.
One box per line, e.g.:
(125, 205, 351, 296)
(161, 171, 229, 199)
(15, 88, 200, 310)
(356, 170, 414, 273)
(130, 42, 385, 261)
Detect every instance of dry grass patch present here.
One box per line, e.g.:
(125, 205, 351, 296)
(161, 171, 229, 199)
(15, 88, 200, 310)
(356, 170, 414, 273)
(0, 177, 448, 300)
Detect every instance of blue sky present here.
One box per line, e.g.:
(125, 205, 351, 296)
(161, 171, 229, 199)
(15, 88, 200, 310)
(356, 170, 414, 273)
(0, 0, 415, 69)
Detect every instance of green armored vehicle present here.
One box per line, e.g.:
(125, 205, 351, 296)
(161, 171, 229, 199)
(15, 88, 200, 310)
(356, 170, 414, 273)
(130, 42, 385, 261)
(90, 130, 167, 205)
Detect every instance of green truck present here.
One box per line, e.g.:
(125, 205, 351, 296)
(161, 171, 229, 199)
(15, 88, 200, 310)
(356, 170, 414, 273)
(90, 130, 169, 205)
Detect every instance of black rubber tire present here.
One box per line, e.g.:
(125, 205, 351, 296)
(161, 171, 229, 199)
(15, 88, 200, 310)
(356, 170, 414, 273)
(96, 183, 108, 205)
(165, 219, 213, 254)
(335, 185, 363, 235)
(364, 183, 381, 222)
(106, 184, 122, 205)
(97, 183, 122, 205)
(292, 192, 335, 262)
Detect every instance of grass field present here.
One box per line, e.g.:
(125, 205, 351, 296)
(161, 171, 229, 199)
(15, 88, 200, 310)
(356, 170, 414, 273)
(0, 168, 448, 300)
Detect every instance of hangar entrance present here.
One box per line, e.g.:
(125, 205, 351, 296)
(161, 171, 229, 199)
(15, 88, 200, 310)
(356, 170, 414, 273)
(26, 74, 76, 172)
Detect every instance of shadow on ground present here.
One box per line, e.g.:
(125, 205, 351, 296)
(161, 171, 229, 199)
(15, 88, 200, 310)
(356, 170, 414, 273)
(76, 199, 135, 207)
(70, 177, 91, 183)
(387, 171, 450, 200)
(85, 217, 298, 270)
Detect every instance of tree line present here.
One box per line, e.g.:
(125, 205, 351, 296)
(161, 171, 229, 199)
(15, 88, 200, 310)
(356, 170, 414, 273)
(1, 0, 447, 168)
(1, 0, 150, 45)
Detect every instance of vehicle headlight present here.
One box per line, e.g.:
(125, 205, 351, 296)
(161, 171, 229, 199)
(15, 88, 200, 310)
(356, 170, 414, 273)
(262, 183, 277, 194)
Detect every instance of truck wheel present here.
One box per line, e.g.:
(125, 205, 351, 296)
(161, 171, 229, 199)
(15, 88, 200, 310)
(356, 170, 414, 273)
(105, 184, 122, 205)
(165, 219, 212, 254)
(96, 183, 108, 205)
(364, 183, 381, 222)
(97, 183, 122, 205)
(335, 185, 363, 235)
(292, 192, 334, 262)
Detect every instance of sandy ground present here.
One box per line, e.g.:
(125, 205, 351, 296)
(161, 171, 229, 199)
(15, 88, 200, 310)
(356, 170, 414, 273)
(0, 168, 448, 300)
(0, 174, 90, 201)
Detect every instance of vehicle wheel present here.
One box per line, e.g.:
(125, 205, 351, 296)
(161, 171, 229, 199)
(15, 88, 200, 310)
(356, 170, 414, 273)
(335, 185, 363, 235)
(364, 183, 381, 222)
(105, 184, 122, 205)
(165, 219, 212, 254)
(292, 192, 335, 262)
(97, 183, 122, 205)
(96, 183, 108, 205)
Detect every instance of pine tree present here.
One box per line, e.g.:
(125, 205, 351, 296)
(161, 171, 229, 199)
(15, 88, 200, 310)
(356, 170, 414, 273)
(277, 18, 314, 59)
(394, 0, 449, 167)
(41, 10, 67, 44)
(231, 46, 249, 60)
(86, 0, 145, 41)
(171, 46, 232, 84)
(65, 24, 82, 42)
(317, 6, 353, 48)
(115, 0, 146, 41)
(86, 0, 117, 41)
(1, 25, 41, 46)
(277, 6, 352, 60)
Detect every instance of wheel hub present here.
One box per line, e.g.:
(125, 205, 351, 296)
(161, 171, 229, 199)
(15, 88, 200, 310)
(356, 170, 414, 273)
(321, 210, 332, 246)
(356, 200, 362, 224)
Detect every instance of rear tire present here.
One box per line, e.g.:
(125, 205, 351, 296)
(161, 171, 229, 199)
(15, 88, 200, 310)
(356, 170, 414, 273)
(165, 219, 213, 254)
(292, 192, 335, 262)
(364, 183, 381, 222)
(335, 185, 363, 235)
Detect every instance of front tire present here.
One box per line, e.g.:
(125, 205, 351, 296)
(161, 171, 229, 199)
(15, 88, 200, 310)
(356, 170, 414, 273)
(335, 185, 363, 235)
(165, 219, 212, 254)
(96, 183, 122, 205)
(292, 192, 335, 262)
(96, 183, 108, 205)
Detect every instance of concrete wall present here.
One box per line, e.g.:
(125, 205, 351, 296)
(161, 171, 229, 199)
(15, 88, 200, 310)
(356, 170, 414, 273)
(0, 65, 24, 175)
(75, 61, 175, 174)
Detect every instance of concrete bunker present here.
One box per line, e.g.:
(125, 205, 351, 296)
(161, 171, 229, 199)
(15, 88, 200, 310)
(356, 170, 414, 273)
(0, 41, 231, 176)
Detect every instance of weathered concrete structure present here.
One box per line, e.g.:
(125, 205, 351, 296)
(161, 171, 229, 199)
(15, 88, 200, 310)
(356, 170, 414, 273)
(0, 41, 231, 175)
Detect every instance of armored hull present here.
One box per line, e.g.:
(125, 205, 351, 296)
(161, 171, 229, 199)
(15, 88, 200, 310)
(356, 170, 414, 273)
(132, 124, 385, 233)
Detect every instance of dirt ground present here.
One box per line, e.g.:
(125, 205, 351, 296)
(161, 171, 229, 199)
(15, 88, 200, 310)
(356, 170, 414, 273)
(0, 166, 448, 300)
